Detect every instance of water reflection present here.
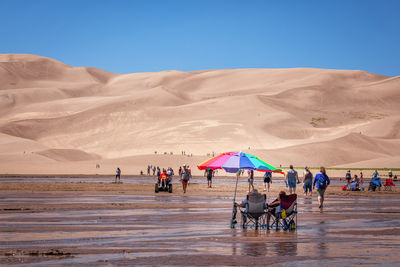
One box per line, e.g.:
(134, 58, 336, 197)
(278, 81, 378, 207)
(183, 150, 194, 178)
(231, 230, 238, 256)
(302, 198, 313, 205)
(274, 241, 297, 257)
(315, 220, 327, 258)
(242, 242, 268, 257)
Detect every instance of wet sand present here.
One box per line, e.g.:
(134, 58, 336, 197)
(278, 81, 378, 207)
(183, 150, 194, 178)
(1, 180, 400, 266)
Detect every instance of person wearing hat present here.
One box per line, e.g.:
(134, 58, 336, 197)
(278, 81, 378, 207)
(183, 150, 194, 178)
(303, 166, 313, 196)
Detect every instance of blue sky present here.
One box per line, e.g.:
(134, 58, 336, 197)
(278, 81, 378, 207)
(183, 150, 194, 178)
(1, 0, 399, 76)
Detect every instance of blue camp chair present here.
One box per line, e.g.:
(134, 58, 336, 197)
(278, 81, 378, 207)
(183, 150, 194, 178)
(369, 177, 382, 191)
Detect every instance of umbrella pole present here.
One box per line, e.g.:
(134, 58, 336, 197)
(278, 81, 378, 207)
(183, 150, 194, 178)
(230, 171, 240, 228)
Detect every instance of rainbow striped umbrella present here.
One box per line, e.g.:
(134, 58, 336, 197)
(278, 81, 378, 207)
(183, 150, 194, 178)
(198, 152, 284, 228)
(197, 152, 284, 174)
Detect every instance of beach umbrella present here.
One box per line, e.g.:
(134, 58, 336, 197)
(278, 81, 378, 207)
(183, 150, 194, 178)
(198, 151, 284, 174)
(197, 152, 284, 228)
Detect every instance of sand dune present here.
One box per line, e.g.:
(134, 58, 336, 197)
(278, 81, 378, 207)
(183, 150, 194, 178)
(0, 54, 399, 174)
(35, 149, 101, 162)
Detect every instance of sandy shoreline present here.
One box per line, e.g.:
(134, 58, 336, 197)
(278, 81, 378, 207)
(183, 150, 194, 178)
(0, 181, 398, 197)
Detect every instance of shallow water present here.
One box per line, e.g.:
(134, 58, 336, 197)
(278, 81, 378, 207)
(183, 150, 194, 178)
(1, 175, 388, 187)
(1, 194, 400, 266)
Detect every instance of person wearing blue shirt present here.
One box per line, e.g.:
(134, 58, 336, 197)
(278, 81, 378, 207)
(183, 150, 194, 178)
(313, 166, 330, 209)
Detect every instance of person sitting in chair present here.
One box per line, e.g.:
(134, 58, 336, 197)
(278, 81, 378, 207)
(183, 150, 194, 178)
(159, 169, 170, 187)
(350, 180, 360, 191)
(233, 189, 266, 225)
(267, 191, 287, 215)
(235, 189, 265, 212)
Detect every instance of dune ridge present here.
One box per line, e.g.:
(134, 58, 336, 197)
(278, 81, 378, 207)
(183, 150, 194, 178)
(0, 54, 399, 174)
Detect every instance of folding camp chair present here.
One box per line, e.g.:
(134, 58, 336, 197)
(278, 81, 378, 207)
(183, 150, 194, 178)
(239, 193, 267, 229)
(369, 177, 382, 191)
(384, 179, 395, 191)
(268, 194, 297, 230)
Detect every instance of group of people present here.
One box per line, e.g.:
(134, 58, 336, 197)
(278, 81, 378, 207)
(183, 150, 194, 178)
(147, 165, 160, 176)
(342, 170, 363, 191)
(285, 165, 330, 208)
(341, 169, 397, 191)
(150, 165, 192, 193)
(234, 168, 331, 226)
(246, 170, 272, 193)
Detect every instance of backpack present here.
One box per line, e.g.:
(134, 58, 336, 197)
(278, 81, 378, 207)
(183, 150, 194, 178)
(318, 174, 328, 189)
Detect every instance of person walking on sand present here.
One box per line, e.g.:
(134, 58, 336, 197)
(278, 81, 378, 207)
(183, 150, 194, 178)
(373, 170, 379, 178)
(360, 171, 364, 184)
(389, 170, 393, 179)
(167, 167, 174, 179)
(345, 170, 351, 184)
(263, 171, 272, 192)
(178, 166, 183, 177)
(313, 166, 330, 209)
(205, 168, 214, 188)
(115, 167, 121, 183)
(181, 165, 190, 193)
(157, 167, 161, 180)
(303, 166, 313, 196)
(286, 165, 300, 194)
(248, 170, 254, 193)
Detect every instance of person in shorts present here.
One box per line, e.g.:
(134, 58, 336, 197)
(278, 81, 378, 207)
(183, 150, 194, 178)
(181, 165, 190, 193)
(248, 170, 254, 193)
(204, 168, 214, 188)
(263, 171, 272, 192)
(285, 165, 300, 194)
(313, 166, 330, 209)
(302, 166, 313, 196)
